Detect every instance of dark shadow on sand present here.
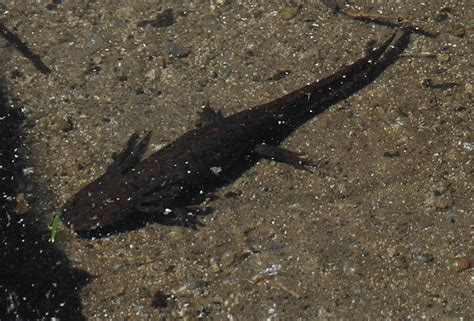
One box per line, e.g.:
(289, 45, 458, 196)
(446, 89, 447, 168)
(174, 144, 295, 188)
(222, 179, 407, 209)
(0, 59, 89, 319)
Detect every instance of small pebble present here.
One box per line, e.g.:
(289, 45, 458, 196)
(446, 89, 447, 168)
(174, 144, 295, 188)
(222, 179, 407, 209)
(446, 212, 457, 224)
(387, 247, 399, 258)
(92, 55, 102, 65)
(427, 182, 453, 210)
(210, 166, 222, 175)
(461, 142, 473, 152)
(436, 53, 450, 63)
(57, 117, 74, 132)
(151, 290, 171, 309)
(22, 167, 34, 175)
(417, 253, 434, 263)
(434, 7, 452, 22)
(465, 83, 473, 95)
(112, 263, 125, 272)
(186, 276, 206, 291)
(279, 7, 299, 20)
(267, 240, 285, 251)
(220, 250, 235, 267)
(210, 258, 221, 273)
(15, 193, 29, 215)
(455, 257, 471, 272)
(168, 41, 190, 58)
(342, 260, 357, 274)
(451, 26, 465, 37)
(46, 3, 58, 11)
(267, 70, 290, 82)
(145, 69, 156, 81)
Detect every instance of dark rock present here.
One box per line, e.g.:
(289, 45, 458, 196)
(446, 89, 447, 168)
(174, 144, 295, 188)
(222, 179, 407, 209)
(168, 41, 190, 58)
(320, 0, 348, 13)
(151, 9, 175, 28)
(137, 9, 175, 28)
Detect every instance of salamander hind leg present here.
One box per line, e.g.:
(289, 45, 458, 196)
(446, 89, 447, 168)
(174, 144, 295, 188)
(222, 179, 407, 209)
(135, 182, 205, 229)
(136, 200, 204, 229)
(255, 143, 316, 171)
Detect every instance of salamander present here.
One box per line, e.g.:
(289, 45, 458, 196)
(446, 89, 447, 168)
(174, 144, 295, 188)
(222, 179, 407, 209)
(61, 31, 410, 232)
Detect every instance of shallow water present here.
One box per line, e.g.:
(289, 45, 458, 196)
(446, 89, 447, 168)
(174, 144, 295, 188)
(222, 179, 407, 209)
(1, 1, 472, 319)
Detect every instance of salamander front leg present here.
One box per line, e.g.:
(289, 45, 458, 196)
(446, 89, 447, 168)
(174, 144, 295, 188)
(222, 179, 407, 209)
(194, 101, 224, 127)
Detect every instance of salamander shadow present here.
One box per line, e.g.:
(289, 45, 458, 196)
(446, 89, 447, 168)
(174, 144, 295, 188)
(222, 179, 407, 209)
(76, 31, 410, 239)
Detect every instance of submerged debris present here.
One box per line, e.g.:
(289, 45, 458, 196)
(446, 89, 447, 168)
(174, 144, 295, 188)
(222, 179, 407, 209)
(341, 8, 439, 38)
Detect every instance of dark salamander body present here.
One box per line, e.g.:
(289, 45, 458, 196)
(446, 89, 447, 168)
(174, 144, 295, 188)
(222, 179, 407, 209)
(62, 32, 410, 232)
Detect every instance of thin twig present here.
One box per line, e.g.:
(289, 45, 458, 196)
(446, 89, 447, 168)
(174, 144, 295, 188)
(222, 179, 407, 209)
(342, 8, 439, 38)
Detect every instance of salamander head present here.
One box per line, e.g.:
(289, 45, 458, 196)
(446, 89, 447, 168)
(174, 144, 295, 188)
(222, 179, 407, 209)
(61, 173, 134, 232)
